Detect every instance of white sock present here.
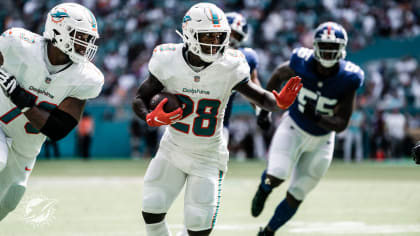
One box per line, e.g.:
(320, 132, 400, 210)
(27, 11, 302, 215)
(145, 220, 172, 236)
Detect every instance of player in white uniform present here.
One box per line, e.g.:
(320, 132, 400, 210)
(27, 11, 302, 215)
(0, 3, 103, 221)
(132, 3, 302, 236)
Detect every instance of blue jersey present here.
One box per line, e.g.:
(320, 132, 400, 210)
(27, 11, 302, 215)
(239, 47, 259, 73)
(224, 47, 259, 127)
(288, 47, 364, 136)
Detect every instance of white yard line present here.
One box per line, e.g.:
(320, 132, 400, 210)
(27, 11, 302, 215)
(288, 221, 420, 234)
(29, 176, 143, 185)
(167, 222, 420, 234)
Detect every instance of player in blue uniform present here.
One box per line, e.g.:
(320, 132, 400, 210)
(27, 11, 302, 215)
(252, 22, 365, 236)
(223, 12, 262, 140)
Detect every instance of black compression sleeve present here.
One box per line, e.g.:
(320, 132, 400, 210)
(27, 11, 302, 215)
(40, 108, 78, 141)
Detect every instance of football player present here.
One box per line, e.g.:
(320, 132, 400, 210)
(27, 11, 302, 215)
(252, 22, 364, 236)
(132, 3, 302, 236)
(413, 141, 420, 165)
(0, 3, 103, 221)
(222, 12, 263, 141)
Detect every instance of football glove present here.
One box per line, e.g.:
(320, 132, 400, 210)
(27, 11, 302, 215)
(0, 67, 35, 111)
(146, 98, 183, 127)
(272, 76, 302, 110)
(257, 110, 272, 131)
(412, 141, 420, 165)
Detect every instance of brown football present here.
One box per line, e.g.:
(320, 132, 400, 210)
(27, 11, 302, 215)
(149, 92, 182, 113)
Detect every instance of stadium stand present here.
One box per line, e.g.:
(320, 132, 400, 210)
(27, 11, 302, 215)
(0, 0, 419, 158)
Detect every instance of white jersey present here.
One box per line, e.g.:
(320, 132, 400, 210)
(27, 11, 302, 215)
(0, 28, 104, 158)
(149, 43, 250, 172)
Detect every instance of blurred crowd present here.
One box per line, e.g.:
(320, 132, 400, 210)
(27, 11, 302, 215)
(1, 0, 420, 160)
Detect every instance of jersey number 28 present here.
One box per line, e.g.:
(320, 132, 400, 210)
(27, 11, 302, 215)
(171, 94, 221, 137)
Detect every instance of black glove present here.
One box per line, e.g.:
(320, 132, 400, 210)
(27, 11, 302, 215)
(303, 99, 321, 122)
(257, 109, 272, 131)
(0, 68, 35, 111)
(412, 141, 420, 165)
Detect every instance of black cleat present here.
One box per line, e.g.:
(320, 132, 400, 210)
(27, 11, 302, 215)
(251, 184, 271, 217)
(257, 227, 274, 236)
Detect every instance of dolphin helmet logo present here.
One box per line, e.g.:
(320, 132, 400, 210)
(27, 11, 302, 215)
(50, 8, 68, 23)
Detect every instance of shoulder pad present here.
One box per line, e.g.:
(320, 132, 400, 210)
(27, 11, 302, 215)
(150, 43, 182, 66)
(70, 62, 104, 100)
(223, 48, 247, 68)
(291, 47, 313, 61)
(1, 28, 39, 45)
(343, 61, 365, 89)
(225, 48, 246, 59)
(242, 47, 257, 57)
(153, 43, 180, 54)
(82, 62, 104, 85)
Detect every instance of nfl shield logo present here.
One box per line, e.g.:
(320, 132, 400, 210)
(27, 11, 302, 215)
(45, 77, 51, 84)
(194, 76, 200, 82)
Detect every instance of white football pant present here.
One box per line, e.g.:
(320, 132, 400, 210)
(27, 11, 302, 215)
(0, 127, 35, 221)
(267, 113, 334, 201)
(142, 147, 223, 232)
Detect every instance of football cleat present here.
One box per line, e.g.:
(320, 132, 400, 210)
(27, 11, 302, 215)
(251, 184, 272, 217)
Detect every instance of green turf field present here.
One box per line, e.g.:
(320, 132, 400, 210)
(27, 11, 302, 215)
(2, 159, 420, 236)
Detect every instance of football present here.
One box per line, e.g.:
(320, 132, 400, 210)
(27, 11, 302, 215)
(149, 92, 182, 113)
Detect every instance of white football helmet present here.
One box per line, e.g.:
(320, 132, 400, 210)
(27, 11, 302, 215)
(177, 3, 230, 63)
(43, 3, 99, 63)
